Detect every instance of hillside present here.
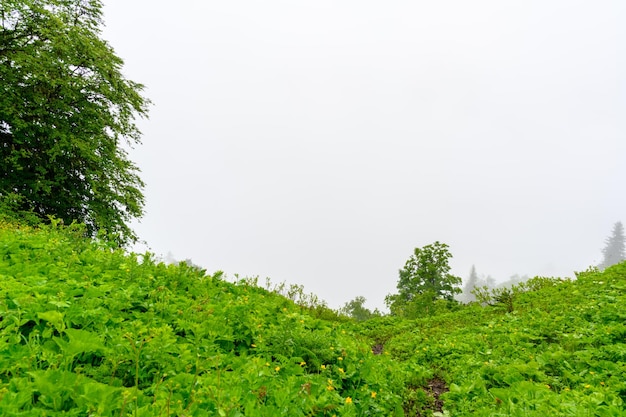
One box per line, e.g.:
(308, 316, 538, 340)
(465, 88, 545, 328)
(0, 221, 406, 416)
(1, 220, 625, 416)
(360, 265, 626, 416)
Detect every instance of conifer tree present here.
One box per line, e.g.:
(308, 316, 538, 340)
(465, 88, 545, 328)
(599, 221, 626, 269)
(461, 265, 479, 302)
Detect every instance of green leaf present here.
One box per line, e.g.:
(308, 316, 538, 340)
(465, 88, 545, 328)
(55, 328, 106, 357)
(37, 310, 65, 332)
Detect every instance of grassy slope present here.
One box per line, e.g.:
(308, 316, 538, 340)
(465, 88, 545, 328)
(362, 265, 626, 416)
(0, 221, 406, 416)
(1, 220, 625, 416)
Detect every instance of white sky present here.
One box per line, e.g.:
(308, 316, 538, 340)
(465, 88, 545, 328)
(101, 1, 625, 310)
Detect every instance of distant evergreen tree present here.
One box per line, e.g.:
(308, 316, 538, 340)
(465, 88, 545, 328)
(599, 222, 626, 269)
(460, 265, 479, 302)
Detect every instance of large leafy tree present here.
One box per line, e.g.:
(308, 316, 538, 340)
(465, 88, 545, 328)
(339, 296, 379, 322)
(599, 221, 625, 269)
(397, 241, 462, 301)
(0, 0, 149, 244)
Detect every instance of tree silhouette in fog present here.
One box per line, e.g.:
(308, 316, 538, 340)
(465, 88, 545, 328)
(599, 221, 625, 269)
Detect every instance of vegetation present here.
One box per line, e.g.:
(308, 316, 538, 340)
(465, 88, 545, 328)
(459, 265, 479, 303)
(2, 217, 624, 415)
(3, 2, 625, 415)
(339, 296, 380, 322)
(385, 242, 462, 319)
(377, 267, 626, 416)
(1, 213, 626, 416)
(0, 0, 149, 244)
(600, 221, 625, 270)
(0, 219, 410, 416)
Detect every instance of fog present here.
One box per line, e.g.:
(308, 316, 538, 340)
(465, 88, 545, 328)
(101, 0, 626, 310)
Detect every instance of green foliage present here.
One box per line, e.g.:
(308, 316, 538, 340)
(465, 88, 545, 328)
(397, 242, 462, 301)
(3, 220, 626, 416)
(386, 242, 462, 319)
(0, 222, 407, 416)
(239, 276, 346, 321)
(362, 262, 626, 416)
(0, 0, 149, 245)
(338, 296, 380, 322)
(386, 291, 460, 319)
(472, 276, 564, 312)
(0, 192, 42, 226)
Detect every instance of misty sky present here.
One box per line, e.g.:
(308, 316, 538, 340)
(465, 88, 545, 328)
(101, 1, 625, 310)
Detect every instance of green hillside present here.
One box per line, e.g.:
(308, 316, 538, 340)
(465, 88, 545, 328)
(1, 220, 625, 416)
(0, 221, 407, 416)
(361, 267, 626, 416)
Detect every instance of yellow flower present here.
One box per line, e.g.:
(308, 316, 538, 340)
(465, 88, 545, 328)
(251, 344, 256, 348)
(320, 364, 326, 370)
(300, 361, 306, 366)
(326, 385, 334, 391)
(584, 384, 591, 389)
(275, 366, 280, 372)
(371, 391, 377, 398)
(337, 357, 343, 361)
(338, 368, 344, 373)
(345, 397, 353, 404)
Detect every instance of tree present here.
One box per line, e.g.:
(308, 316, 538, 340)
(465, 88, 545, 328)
(339, 296, 379, 322)
(460, 264, 479, 303)
(0, 0, 149, 244)
(386, 241, 462, 317)
(599, 221, 625, 269)
(397, 241, 462, 301)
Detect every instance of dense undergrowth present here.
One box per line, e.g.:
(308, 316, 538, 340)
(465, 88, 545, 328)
(361, 267, 626, 416)
(1, 219, 625, 416)
(0, 220, 407, 416)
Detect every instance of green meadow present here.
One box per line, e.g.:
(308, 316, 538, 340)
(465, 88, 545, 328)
(1, 220, 625, 416)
